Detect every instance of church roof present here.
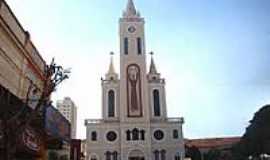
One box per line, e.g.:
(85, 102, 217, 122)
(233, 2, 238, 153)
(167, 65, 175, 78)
(185, 137, 241, 149)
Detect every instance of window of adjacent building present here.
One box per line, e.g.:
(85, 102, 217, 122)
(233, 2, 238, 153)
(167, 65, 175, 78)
(137, 37, 142, 55)
(153, 89, 161, 117)
(173, 129, 179, 139)
(124, 37, 128, 55)
(91, 131, 97, 141)
(108, 90, 115, 117)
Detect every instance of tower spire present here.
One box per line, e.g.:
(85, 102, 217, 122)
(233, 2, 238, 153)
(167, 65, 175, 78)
(108, 52, 116, 74)
(105, 52, 118, 80)
(123, 0, 139, 17)
(149, 52, 158, 74)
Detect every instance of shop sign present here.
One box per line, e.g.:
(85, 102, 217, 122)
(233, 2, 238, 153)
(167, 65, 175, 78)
(45, 105, 71, 142)
(17, 126, 42, 155)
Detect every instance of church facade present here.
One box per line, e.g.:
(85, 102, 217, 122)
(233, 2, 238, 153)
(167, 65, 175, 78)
(85, 1, 185, 160)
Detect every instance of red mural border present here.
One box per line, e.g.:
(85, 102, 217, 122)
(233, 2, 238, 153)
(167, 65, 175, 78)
(126, 64, 143, 118)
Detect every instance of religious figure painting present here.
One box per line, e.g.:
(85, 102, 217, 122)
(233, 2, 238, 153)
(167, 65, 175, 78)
(127, 64, 143, 117)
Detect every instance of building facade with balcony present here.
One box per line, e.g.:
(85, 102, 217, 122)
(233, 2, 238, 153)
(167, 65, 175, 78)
(0, 1, 71, 159)
(85, 1, 185, 160)
(0, 0, 46, 103)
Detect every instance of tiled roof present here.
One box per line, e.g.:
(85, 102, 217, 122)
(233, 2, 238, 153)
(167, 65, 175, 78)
(185, 137, 241, 149)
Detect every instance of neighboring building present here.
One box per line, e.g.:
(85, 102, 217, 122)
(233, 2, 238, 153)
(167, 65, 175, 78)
(85, 1, 185, 160)
(0, 1, 72, 159)
(57, 97, 77, 139)
(70, 139, 83, 160)
(185, 137, 241, 160)
(0, 0, 46, 106)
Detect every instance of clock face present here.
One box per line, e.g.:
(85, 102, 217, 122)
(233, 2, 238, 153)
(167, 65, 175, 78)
(128, 26, 136, 33)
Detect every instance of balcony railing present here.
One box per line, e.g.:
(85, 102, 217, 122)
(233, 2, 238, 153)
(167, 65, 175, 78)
(85, 117, 184, 125)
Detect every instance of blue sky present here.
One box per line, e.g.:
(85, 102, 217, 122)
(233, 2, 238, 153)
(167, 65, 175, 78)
(8, 0, 270, 139)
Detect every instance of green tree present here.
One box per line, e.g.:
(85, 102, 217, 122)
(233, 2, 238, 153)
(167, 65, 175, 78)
(185, 145, 202, 160)
(204, 149, 221, 160)
(233, 105, 270, 159)
(59, 155, 69, 160)
(48, 151, 59, 160)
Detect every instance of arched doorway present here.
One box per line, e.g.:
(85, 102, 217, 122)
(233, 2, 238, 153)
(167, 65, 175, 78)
(128, 149, 145, 160)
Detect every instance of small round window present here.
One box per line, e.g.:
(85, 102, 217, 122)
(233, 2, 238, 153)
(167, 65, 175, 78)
(106, 131, 117, 142)
(153, 130, 164, 140)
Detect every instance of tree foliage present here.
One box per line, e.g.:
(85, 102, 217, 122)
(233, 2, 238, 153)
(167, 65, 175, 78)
(59, 155, 69, 160)
(233, 105, 270, 159)
(185, 145, 202, 160)
(48, 151, 59, 160)
(204, 149, 221, 160)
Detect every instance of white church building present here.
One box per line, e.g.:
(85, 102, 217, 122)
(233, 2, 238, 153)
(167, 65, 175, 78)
(85, 1, 185, 160)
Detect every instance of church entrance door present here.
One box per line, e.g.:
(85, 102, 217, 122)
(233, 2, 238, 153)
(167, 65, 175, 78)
(129, 157, 145, 160)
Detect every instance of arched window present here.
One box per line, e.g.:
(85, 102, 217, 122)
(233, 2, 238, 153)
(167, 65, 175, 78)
(175, 153, 181, 160)
(91, 131, 97, 141)
(105, 151, 111, 160)
(161, 150, 166, 160)
(154, 150, 160, 160)
(112, 151, 118, 160)
(132, 128, 139, 140)
(153, 89, 161, 116)
(126, 130, 131, 141)
(124, 37, 128, 55)
(173, 129, 179, 139)
(105, 151, 118, 160)
(108, 90, 115, 117)
(137, 37, 142, 55)
(140, 130, 145, 140)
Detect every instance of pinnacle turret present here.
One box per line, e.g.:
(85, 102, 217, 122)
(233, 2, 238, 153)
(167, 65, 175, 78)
(149, 52, 158, 74)
(108, 52, 116, 74)
(105, 52, 118, 80)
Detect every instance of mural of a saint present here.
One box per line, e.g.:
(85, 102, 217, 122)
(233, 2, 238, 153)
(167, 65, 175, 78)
(127, 64, 142, 117)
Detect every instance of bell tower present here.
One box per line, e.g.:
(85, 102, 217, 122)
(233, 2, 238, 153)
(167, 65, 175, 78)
(119, 0, 150, 122)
